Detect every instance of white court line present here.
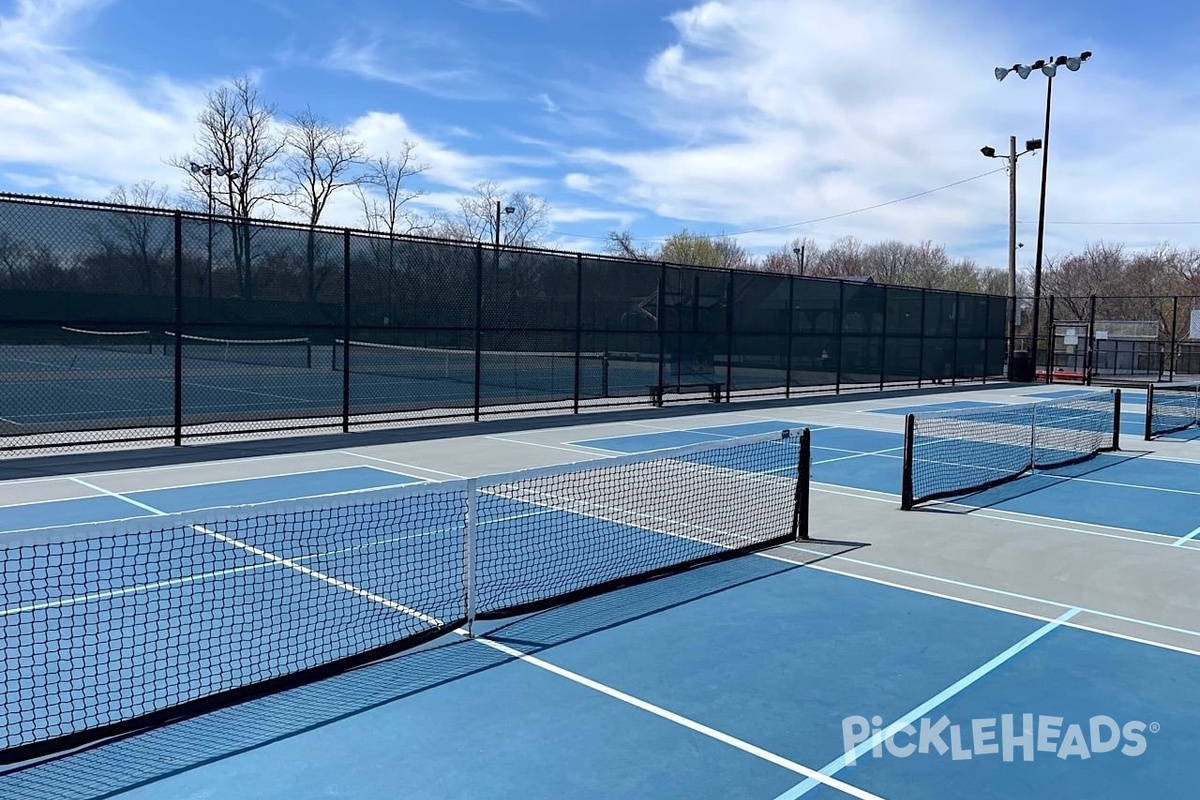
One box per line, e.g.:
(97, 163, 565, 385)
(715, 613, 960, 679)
(812, 446, 904, 466)
(784, 543, 1200, 646)
(0, 451, 333, 488)
(177, 380, 312, 404)
(808, 473, 1193, 549)
(476, 636, 886, 800)
(70, 478, 164, 515)
(772, 608, 1081, 799)
(336, 451, 467, 479)
(487, 436, 617, 456)
(1172, 525, 1200, 547)
(66, 464, 415, 498)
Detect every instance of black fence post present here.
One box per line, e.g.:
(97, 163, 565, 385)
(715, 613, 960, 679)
(173, 212, 183, 447)
(574, 253, 582, 414)
(341, 229, 351, 433)
(785, 275, 795, 399)
(951, 293, 961, 386)
(917, 288, 926, 389)
(1086, 295, 1097, 386)
(879, 286, 888, 391)
(835, 281, 844, 394)
(725, 270, 734, 402)
(474, 244, 484, 421)
(656, 263, 666, 406)
(1046, 295, 1056, 384)
(1170, 296, 1179, 382)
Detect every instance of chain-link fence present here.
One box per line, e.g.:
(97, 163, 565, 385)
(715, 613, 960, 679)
(1014, 293, 1200, 384)
(0, 192, 1008, 453)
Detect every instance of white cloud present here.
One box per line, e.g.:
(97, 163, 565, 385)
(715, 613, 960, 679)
(567, 0, 1200, 266)
(0, 1, 206, 197)
(564, 173, 592, 191)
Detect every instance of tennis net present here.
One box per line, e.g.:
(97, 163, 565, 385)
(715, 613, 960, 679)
(168, 332, 313, 369)
(61, 326, 153, 355)
(1, 428, 810, 766)
(333, 339, 610, 396)
(901, 391, 1121, 509)
(1144, 382, 1200, 440)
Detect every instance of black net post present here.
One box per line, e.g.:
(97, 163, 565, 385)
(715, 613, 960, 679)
(900, 413, 915, 510)
(791, 427, 812, 540)
(474, 244, 483, 421)
(573, 253, 583, 414)
(1144, 384, 1155, 441)
(173, 211, 183, 447)
(341, 229, 351, 433)
(785, 274, 795, 398)
(1112, 388, 1122, 451)
(1085, 294, 1097, 386)
(724, 270, 734, 402)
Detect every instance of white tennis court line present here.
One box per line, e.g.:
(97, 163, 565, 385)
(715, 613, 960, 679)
(65, 477, 883, 800)
(476, 636, 886, 800)
(485, 435, 616, 457)
(336, 451, 468, 479)
(71, 465, 415, 497)
(783, 543, 1200, 650)
(1172, 525, 1200, 547)
(772, 608, 1081, 799)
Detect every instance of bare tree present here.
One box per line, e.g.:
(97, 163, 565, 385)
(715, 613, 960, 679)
(88, 182, 174, 293)
(172, 76, 287, 298)
(435, 181, 550, 247)
(354, 143, 431, 313)
(603, 229, 654, 261)
(281, 108, 364, 300)
(356, 142, 430, 236)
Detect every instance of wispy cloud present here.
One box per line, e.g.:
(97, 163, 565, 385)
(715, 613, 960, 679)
(0, 0, 205, 196)
(457, 0, 540, 15)
(322, 36, 481, 99)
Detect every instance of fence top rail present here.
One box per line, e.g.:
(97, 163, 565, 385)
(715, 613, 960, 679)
(0, 191, 1006, 301)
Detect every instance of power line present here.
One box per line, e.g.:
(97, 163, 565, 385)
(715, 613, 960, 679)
(1017, 220, 1200, 226)
(548, 167, 1008, 243)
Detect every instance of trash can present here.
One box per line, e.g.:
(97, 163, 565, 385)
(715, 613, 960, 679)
(1010, 350, 1034, 383)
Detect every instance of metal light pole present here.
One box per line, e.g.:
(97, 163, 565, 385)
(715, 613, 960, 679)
(493, 200, 515, 305)
(189, 162, 238, 299)
(981, 136, 1042, 376)
(792, 245, 806, 276)
(995, 51, 1091, 379)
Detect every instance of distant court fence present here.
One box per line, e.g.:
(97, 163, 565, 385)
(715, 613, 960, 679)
(0, 192, 1008, 453)
(1014, 294, 1200, 384)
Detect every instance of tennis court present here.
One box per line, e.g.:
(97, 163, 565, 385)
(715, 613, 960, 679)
(2, 383, 1199, 799)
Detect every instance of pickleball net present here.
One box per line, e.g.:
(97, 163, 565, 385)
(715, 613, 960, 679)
(1144, 382, 1200, 440)
(901, 391, 1121, 509)
(0, 428, 810, 767)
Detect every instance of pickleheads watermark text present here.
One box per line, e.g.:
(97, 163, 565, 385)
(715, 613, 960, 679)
(841, 714, 1157, 764)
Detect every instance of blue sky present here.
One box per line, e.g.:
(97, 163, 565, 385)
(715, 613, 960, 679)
(1, 0, 1199, 269)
